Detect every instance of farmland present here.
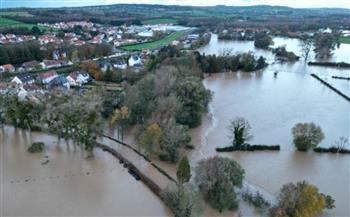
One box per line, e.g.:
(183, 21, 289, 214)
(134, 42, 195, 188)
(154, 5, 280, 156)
(121, 31, 184, 51)
(339, 36, 350, 44)
(0, 16, 46, 30)
(142, 18, 177, 25)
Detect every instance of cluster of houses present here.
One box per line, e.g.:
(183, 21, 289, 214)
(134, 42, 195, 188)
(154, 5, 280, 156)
(38, 21, 94, 30)
(0, 59, 73, 75)
(2, 69, 92, 99)
(0, 33, 36, 45)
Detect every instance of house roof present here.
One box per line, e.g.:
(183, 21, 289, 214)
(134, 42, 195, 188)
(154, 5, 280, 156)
(0, 64, 14, 70)
(38, 70, 58, 79)
(68, 70, 90, 80)
(15, 73, 35, 83)
(23, 84, 41, 91)
(48, 75, 68, 87)
(130, 55, 140, 61)
(22, 60, 39, 68)
(43, 60, 61, 66)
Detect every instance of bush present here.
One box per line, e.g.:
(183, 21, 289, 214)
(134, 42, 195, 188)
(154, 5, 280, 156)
(242, 191, 270, 210)
(292, 122, 324, 151)
(313, 146, 350, 154)
(28, 142, 44, 153)
(216, 144, 280, 152)
(163, 184, 202, 217)
(195, 156, 244, 212)
(271, 181, 335, 217)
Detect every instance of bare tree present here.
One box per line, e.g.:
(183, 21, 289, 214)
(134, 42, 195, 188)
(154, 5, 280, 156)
(300, 37, 313, 63)
(228, 117, 253, 147)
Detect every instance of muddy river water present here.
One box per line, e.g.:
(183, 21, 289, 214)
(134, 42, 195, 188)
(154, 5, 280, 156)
(1, 34, 349, 217)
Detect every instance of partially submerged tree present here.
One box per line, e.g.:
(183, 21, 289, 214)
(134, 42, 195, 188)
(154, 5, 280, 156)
(138, 122, 162, 156)
(292, 122, 324, 151)
(195, 156, 245, 212)
(314, 33, 337, 59)
(300, 37, 313, 62)
(271, 181, 335, 217)
(110, 106, 130, 141)
(163, 183, 202, 217)
(254, 33, 274, 49)
(228, 117, 252, 147)
(177, 156, 191, 184)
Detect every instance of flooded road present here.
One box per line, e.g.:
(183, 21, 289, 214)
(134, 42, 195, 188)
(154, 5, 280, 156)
(1, 126, 170, 216)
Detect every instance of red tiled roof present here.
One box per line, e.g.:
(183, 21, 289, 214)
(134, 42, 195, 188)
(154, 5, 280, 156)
(38, 70, 57, 79)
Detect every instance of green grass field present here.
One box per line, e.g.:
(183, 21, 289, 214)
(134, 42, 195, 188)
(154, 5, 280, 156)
(339, 36, 350, 44)
(121, 31, 184, 51)
(0, 11, 34, 17)
(142, 18, 178, 25)
(0, 17, 46, 30)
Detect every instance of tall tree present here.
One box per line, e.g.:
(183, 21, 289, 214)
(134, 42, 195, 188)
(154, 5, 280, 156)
(177, 156, 191, 184)
(300, 37, 313, 62)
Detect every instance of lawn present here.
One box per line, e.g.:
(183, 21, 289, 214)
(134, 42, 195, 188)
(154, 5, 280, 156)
(142, 18, 178, 25)
(339, 36, 350, 44)
(121, 31, 184, 51)
(0, 17, 46, 30)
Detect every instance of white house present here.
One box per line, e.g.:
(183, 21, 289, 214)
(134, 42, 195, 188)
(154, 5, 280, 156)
(38, 70, 58, 84)
(41, 60, 62, 69)
(138, 30, 153, 37)
(113, 59, 127, 69)
(66, 70, 91, 86)
(128, 55, 142, 67)
(11, 73, 35, 86)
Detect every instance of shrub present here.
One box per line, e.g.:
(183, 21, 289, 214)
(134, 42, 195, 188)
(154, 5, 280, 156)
(163, 184, 202, 217)
(292, 122, 324, 151)
(28, 142, 44, 153)
(242, 191, 270, 210)
(216, 144, 280, 152)
(195, 156, 244, 212)
(271, 181, 335, 217)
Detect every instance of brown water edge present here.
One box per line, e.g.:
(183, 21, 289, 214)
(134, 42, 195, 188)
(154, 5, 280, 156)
(0, 126, 171, 217)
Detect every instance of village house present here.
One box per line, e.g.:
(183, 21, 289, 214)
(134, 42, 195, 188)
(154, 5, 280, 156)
(66, 70, 91, 86)
(48, 75, 70, 90)
(113, 59, 128, 69)
(11, 73, 35, 86)
(41, 60, 62, 69)
(21, 60, 40, 72)
(0, 64, 15, 73)
(98, 60, 113, 72)
(37, 70, 58, 84)
(128, 55, 142, 67)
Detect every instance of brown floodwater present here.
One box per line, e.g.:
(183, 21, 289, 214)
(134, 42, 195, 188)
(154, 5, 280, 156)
(1, 34, 349, 217)
(189, 34, 350, 216)
(1, 126, 170, 216)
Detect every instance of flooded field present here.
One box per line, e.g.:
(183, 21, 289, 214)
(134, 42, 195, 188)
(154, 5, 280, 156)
(191, 34, 350, 216)
(0, 127, 170, 216)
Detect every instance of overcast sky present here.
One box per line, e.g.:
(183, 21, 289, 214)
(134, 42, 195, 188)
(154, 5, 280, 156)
(1, 0, 350, 9)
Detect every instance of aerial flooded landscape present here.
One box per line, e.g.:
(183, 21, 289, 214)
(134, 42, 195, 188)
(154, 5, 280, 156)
(0, 1, 349, 217)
